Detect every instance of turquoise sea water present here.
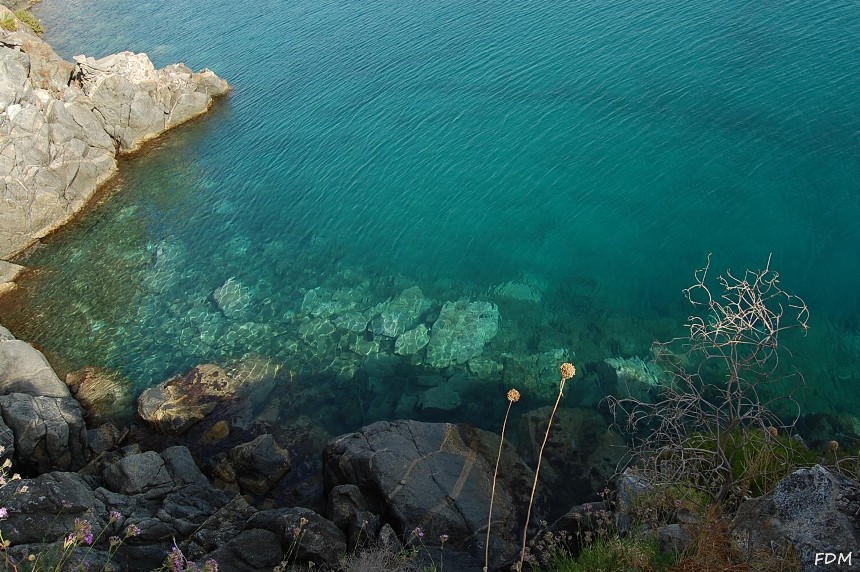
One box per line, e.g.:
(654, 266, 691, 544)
(4, 0, 860, 432)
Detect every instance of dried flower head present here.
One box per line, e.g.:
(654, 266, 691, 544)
(767, 426, 778, 437)
(560, 362, 576, 381)
(507, 388, 521, 403)
(829, 440, 840, 452)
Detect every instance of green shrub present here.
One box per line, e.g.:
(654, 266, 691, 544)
(543, 536, 675, 572)
(664, 428, 816, 508)
(13, 9, 43, 34)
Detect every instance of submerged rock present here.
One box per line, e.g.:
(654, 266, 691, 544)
(425, 300, 500, 368)
(370, 286, 431, 338)
(394, 324, 430, 356)
(212, 277, 253, 319)
(64, 366, 133, 425)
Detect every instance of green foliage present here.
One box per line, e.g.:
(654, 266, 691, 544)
(13, 9, 42, 34)
(0, 15, 16, 31)
(626, 484, 711, 528)
(675, 428, 816, 507)
(542, 536, 675, 572)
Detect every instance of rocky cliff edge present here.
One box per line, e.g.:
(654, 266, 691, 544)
(0, 6, 229, 260)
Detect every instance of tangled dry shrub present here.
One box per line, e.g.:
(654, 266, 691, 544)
(608, 255, 809, 507)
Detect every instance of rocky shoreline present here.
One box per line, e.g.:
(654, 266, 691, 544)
(0, 5, 229, 265)
(2, 9, 859, 572)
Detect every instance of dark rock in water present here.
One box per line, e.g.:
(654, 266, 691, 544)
(217, 433, 292, 495)
(138, 359, 284, 435)
(517, 407, 624, 511)
(0, 393, 88, 472)
(323, 419, 533, 570)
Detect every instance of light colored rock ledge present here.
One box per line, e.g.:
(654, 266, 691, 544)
(0, 6, 230, 262)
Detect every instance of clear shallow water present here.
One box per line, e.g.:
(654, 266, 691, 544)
(3, 0, 860, 431)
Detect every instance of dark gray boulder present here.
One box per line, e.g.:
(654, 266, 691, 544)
(277, 507, 346, 568)
(202, 528, 284, 572)
(221, 433, 292, 495)
(323, 420, 534, 569)
(102, 450, 174, 498)
(0, 471, 105, 544)
(772, 465, 860, 572)
(731, 465, 860, 572)
(0, 393, 87, 472)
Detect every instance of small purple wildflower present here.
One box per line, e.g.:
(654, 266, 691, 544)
(125, 524, 141, 538)
(0, 507, 8, 519)
(109, 510, 122, 523)
(168, 546, 185, 572)
(440, 533, 449, 543)
(413, 526, 424, 538)
(84, 533, 94, 546)
(203, 559, 218, 572)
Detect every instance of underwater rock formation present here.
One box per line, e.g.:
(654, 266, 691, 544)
(425, 300, 500, 368)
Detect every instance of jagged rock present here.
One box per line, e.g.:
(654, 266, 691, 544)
(64, 366, 133, 425)
(0, 27, 228, 258)
(323, 420, 534, 569)
(277, 507, 346, 568)
(103, 450, 174, 498)
(137, 364, 238, 435)
(425, 300, 499, 368)
(218, 433, 292, 495)
(0, 333, 71, 397)
(72, 51, 229, 152)
(0, 393, 87, 472)
(0, 471, 105, 544)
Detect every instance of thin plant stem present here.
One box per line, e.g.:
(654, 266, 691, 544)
(485, 399, 514, 572)
(518, 377, 567, 570)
